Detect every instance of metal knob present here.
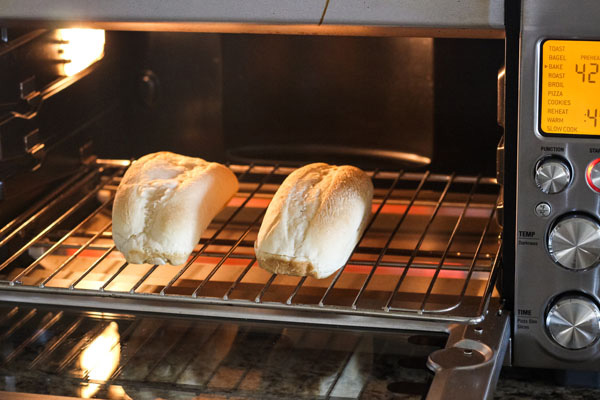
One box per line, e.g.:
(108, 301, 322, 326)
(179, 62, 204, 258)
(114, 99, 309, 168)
(546, 296, 600, 350)
(548, 214, 600, 270)
(535, 157, 571, 194)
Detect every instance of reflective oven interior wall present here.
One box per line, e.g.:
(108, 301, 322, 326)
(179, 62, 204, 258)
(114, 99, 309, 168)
(0, 29, 504, 260)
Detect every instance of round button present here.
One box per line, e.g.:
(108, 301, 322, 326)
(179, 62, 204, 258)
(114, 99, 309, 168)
(548, 214, 600, 270)
(546, 295, 600, 350)
(534, 157, 571, 194)
(586, 158, 600, 193)
(535, 202, 552, 217)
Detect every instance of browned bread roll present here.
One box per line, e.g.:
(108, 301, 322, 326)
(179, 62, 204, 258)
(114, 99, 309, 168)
(255, 162, 373, 279)
(112, 151, 238, 265)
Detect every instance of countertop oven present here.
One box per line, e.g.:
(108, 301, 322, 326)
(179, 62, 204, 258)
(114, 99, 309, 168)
(0, 1, 599, 399)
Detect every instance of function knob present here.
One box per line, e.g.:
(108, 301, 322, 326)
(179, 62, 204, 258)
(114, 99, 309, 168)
(586, 158, 600, 193)
(546, 295, 600, 350)
(534, 157, 571, 194)
(548, 214, 600, 270)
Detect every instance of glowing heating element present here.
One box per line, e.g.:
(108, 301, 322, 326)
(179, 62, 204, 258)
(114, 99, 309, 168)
(58, 29, 105, 77)
(540, 40, 600, 136)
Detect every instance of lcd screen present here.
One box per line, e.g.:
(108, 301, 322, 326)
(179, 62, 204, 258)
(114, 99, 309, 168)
(540, 40, 600, 136)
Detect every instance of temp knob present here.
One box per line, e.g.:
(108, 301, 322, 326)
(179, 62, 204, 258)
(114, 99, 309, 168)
(586, 158, 600, 193)
(548, 214, 600, 270)
(546, 295, 600, 350)
(534, 157, 571, 194)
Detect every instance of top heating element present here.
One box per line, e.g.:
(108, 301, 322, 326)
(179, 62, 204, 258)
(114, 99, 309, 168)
(0, 160, 502, 329)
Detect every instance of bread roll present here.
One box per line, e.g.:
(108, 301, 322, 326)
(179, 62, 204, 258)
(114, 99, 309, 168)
(112, 152, 238, 265)
(255, 163, 373, 279)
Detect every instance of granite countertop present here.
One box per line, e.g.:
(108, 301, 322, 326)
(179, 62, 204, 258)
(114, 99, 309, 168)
(496, 367, 600, 400)
(3, 367, 600, 400)
(1, 303, 600, 400)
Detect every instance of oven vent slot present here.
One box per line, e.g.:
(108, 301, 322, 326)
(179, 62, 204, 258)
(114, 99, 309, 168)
(0, 161, 502, 327)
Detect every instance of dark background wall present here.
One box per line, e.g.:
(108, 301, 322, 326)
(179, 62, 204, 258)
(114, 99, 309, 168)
(431, 39, 505, 175)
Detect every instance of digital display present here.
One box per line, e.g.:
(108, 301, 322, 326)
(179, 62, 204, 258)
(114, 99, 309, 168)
(540, 40, 600, 136)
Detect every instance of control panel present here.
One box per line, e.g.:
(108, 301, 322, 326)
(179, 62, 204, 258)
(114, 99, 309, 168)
(516, 145, 600, 365)
(515, 0, 600, 370)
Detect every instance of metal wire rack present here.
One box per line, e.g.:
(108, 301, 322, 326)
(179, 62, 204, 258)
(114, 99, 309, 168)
(0, 160, 502, 326)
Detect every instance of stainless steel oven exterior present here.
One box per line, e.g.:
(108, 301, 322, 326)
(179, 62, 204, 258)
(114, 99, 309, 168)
(515, 0, 600, 370)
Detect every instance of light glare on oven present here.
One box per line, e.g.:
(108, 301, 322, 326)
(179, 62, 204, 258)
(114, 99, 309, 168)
(79, 321, 122, 398)
(58, 28, 105, 77)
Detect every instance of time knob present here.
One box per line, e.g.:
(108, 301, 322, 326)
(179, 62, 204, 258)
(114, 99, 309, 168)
(534, 157, 571, 194)
(546, 295, 600, 350)
(548, 214, 600, 270)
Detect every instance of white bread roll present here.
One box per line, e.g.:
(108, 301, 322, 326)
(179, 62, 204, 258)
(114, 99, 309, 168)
(112, 152, 238, 265)
(255, 163, 373, 279)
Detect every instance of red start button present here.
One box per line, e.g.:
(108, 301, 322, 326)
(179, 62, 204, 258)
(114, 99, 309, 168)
(586, 158, 600, 193)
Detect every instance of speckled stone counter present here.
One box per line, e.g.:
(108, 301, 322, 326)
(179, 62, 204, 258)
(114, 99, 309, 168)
(495, 368, 600, 400)
(1, 303, 600, 400)
(2, 363, 600, 399)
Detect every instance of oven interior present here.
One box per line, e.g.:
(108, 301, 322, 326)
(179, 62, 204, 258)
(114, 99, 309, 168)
(1, 27, 506, 329)
(0, 28, 508, 398)
(1, 30, 505, 215)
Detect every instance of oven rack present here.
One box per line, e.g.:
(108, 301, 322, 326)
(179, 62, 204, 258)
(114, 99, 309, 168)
(0, 160, 502, 327)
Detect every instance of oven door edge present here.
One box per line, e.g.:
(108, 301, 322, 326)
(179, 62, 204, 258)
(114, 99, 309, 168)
(426, 304, 511, 400)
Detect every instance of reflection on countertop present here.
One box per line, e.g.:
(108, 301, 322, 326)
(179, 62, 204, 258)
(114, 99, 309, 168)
(0, 303, 599, 400)
(0, 304, 439, 399)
